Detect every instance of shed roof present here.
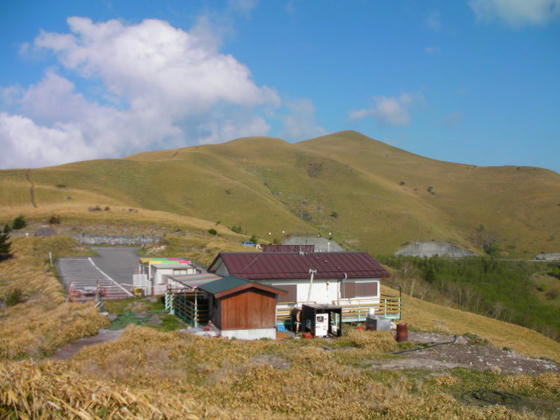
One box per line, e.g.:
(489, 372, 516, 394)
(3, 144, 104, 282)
(139, 257, 191, 265)
(199, 276, 287, 299)
(152, 263, 193, 269)
(208, 252, 389, 280)
(166, 273, 222, 289)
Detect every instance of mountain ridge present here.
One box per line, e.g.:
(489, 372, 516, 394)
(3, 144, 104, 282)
(1, 131, 558, 256)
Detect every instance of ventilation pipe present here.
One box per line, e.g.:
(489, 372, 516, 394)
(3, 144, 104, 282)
(307, 268, 317, 303)
(341, 272, 348, 299)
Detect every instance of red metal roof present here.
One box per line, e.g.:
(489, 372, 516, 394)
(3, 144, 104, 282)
(209, 252, 389, 280)
(261, 244, 315, 253)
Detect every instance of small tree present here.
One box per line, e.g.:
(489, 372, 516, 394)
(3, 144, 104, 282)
(48, 214, 61, 224)
(12, 215, 27, 230)
(249, 234, 258, 244)
(0, 229, 12, 261)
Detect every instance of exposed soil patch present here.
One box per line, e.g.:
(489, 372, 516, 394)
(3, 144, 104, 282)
(367, 332, 559, 375)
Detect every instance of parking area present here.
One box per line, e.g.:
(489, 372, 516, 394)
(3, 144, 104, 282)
(57, 247, 139, 300)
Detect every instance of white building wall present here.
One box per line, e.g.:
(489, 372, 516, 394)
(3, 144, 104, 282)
(263, 278, 381, 306)
(296, 279, 339, 304)
(153, 267, 197, 285)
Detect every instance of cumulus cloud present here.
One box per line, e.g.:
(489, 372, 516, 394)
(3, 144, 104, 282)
(349, 93, 424, 126)
(0, 113, 96, 168)
(0, 17, 280, 168)
(280, 99, 326, 140)
(35, 17, 279, 113)
(469, 0, 560, 26)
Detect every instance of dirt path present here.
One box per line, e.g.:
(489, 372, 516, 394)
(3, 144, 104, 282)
(25, 170, 37, 208)
(367, 332, 560, 375)
(50, 329, 124, 360)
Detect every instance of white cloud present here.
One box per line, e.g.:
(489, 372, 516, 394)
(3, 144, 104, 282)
(0, 17, 281, 168)
(469, 0, 560, 26)
(349, 93, 424, 126)
(425, 10, 442, 30)
(0, 113, 96, 168)
(280, 99, 326, 140)
(35, 17, 279, 114)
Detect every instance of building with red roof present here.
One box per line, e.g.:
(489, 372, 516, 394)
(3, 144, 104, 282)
(208, 251, 389, 316)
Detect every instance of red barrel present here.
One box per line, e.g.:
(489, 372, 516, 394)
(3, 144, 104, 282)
(396, 323, 408, 342)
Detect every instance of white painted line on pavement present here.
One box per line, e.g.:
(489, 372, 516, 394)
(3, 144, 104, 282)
(88, 257, 133, 296)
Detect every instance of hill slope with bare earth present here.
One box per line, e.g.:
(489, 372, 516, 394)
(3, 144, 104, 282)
(1, 130, 559, 256)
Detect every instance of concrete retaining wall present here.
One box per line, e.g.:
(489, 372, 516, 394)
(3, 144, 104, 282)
(220, 328, 277, 340)
(535, 253, 560, 261)
(395, 241, 476, 258)
(74, 234, 162, 246)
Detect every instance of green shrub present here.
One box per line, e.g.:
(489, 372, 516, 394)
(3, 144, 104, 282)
(12, 215, 27, 230)
(0, 230, 11, 261)
(231, 225, 242, 234)
(377, 255, 560, 340)
(5, 289, 23, 306)
(208, 228, 217, 235)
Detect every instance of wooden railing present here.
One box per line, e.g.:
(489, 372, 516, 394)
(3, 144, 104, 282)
(276, 296, 401, 324)
(168, 292, 209, 327)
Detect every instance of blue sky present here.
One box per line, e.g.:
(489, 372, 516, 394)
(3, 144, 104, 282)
(0, 0, 559, 171)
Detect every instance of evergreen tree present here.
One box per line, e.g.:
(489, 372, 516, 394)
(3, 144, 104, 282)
(12, 215, 26, 230)
(0, 229, 11, 261)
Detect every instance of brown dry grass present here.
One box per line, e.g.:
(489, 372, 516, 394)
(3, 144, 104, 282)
(339, 329, 398, 352)
(0, 237, 108, 359)
(53, 325, 543, 419)
(0, 204, 244, 238)
(0, 360, 206, 419)
(141, 233, 252, 266)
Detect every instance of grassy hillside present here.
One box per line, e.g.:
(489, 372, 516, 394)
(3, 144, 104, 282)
(1, 131, 559, 256)
(380, 256, 560, 340)
(0, 237, 108, 359)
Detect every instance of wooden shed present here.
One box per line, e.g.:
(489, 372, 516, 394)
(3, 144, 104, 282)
(198, 276, 287, 340)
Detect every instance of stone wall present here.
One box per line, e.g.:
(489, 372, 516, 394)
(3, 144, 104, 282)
(535, 253, 560, 261)
(74, 234, 162, 246)
(395, 241, 476, 258)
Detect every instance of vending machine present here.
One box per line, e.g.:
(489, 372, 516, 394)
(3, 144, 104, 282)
(314, 313, 329, 337)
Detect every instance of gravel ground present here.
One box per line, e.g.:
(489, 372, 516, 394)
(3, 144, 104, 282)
(367, 332, 559, 375)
